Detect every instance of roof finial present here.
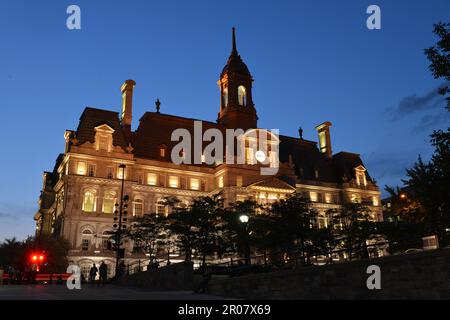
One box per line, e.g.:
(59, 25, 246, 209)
(155, 98, 161, 114)
(232, 27, 237, 55)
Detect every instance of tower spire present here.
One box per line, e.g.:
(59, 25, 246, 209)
(232, 27, 237, 55)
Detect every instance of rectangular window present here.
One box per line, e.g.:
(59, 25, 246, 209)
(169, 176, 179, 188)
(269, 151, 278, 168)
(190, 178, 200, 190)
(180, 177, 187, 189)
(88, 164, 96, 177)
(147, 173, 157, 186)
(77, 161, 87, 175)
(102, 239, 110, 250)
(160, 148, 166, 157)
(137, 174, 144, 185)
(218, 176, 224, 188)
(310, 191, 318, 202)
(107, 167, 114, 179)
(245, 148, 255, 165)
(82, 239, 90, 251)
(372, 196, 379, 206)
(134, 200, 143, 217)
(325, 193, 332, 204)
(236, 176, 243, 187)
(99, 136, 109, 151)
(102, 196, 115, 214)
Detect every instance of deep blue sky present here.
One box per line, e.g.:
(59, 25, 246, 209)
(0, 0, 449, 241)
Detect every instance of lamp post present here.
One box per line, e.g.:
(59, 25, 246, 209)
(239, 214, 250, 266)
(113, 164, 129, 278)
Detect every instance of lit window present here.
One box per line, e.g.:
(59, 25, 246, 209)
(372, 196, 379, 206)
(134, 199, 143, 217)
(169, 176, 179, 188)
(201, 154, 206, 163)
(82, 190, 97, 212)
(325, 193, 332, 204)
(102, 191, 116, 214)
(236, 176, 243, 187)
(99, 135, 109, 151)
(269, 151, 278, 168)
(190, 178, 200, 190)
(223, 88, 228, 107)
(218, 176, 224, 188)
(351, 194, 362, 203)
(88, 164, 96, 177)
(245, 147, 255, 165)
(160, 148, 166, 158)
(310, 191, 318, 202)
(147, 173, 157, 186)
(156, 200, 168, 216)
(77, 161, 87, 175)
(238, 85, 247, 106)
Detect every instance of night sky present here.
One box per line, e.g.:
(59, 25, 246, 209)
(0, 0, 449, 240)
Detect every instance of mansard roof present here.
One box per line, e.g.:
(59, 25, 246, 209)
(71, 107, 375, 186)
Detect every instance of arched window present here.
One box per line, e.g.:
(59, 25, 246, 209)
(102, 191, 116, 214)
(134, 198, 144, 217)
(238, 85, 247, 106)
(156, 199, 168, 216)
(82, 190, 97, 212)
(223, 88, 229, 107)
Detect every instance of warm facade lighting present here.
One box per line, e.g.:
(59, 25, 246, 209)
(147, 173, 157, 186)
(77, 161, 87, 175)
(190, 178, 200, 190)
(169, 176, 179, 188)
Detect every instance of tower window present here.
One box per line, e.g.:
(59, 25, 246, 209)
(223, 88, 229, 107)
(238, 85, 247, 106)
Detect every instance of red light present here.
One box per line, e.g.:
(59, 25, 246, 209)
(39, 255, 44, 261)
(32, 255, 38, 261)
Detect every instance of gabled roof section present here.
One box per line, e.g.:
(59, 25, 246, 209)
(249, 177, 296, 192)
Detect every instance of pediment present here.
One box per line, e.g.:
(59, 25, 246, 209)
(94, 124, 115, 133)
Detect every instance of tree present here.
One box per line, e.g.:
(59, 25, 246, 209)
(124, 213, 168, 266)
(268, 193, 316, 265)
(221, 199, 265, 265)
(424, 22, 449, 111)
(167, 194, 225, 267)
(387, 22, 450, 246)
(331, 203, 377, 261)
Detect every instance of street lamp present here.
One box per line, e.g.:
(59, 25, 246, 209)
(239, 214, 249, 224)
(239, 214, 250, 266)
(113, 164, 129, 278)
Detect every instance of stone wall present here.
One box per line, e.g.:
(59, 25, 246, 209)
(119, 261, 195, 291)
(208, 248, 450, 299)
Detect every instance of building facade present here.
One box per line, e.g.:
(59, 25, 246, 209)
(35, 29, 382, 277)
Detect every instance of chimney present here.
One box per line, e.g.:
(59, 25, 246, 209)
(315, 121, 332, 158)
(121, 79, 136, 134)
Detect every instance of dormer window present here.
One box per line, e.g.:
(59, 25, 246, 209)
(238, 85, 247, 106)
(159, 145, 167, 158)
(94, 124, 115, 152)
(355, 165, 367, 187)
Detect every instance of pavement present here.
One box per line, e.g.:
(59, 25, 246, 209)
(0, 284, 224, 300)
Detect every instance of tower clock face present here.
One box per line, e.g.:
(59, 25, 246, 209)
(255, 150, 266, 163)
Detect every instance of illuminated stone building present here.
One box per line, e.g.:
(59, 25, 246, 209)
(35, 29, 382, 277)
